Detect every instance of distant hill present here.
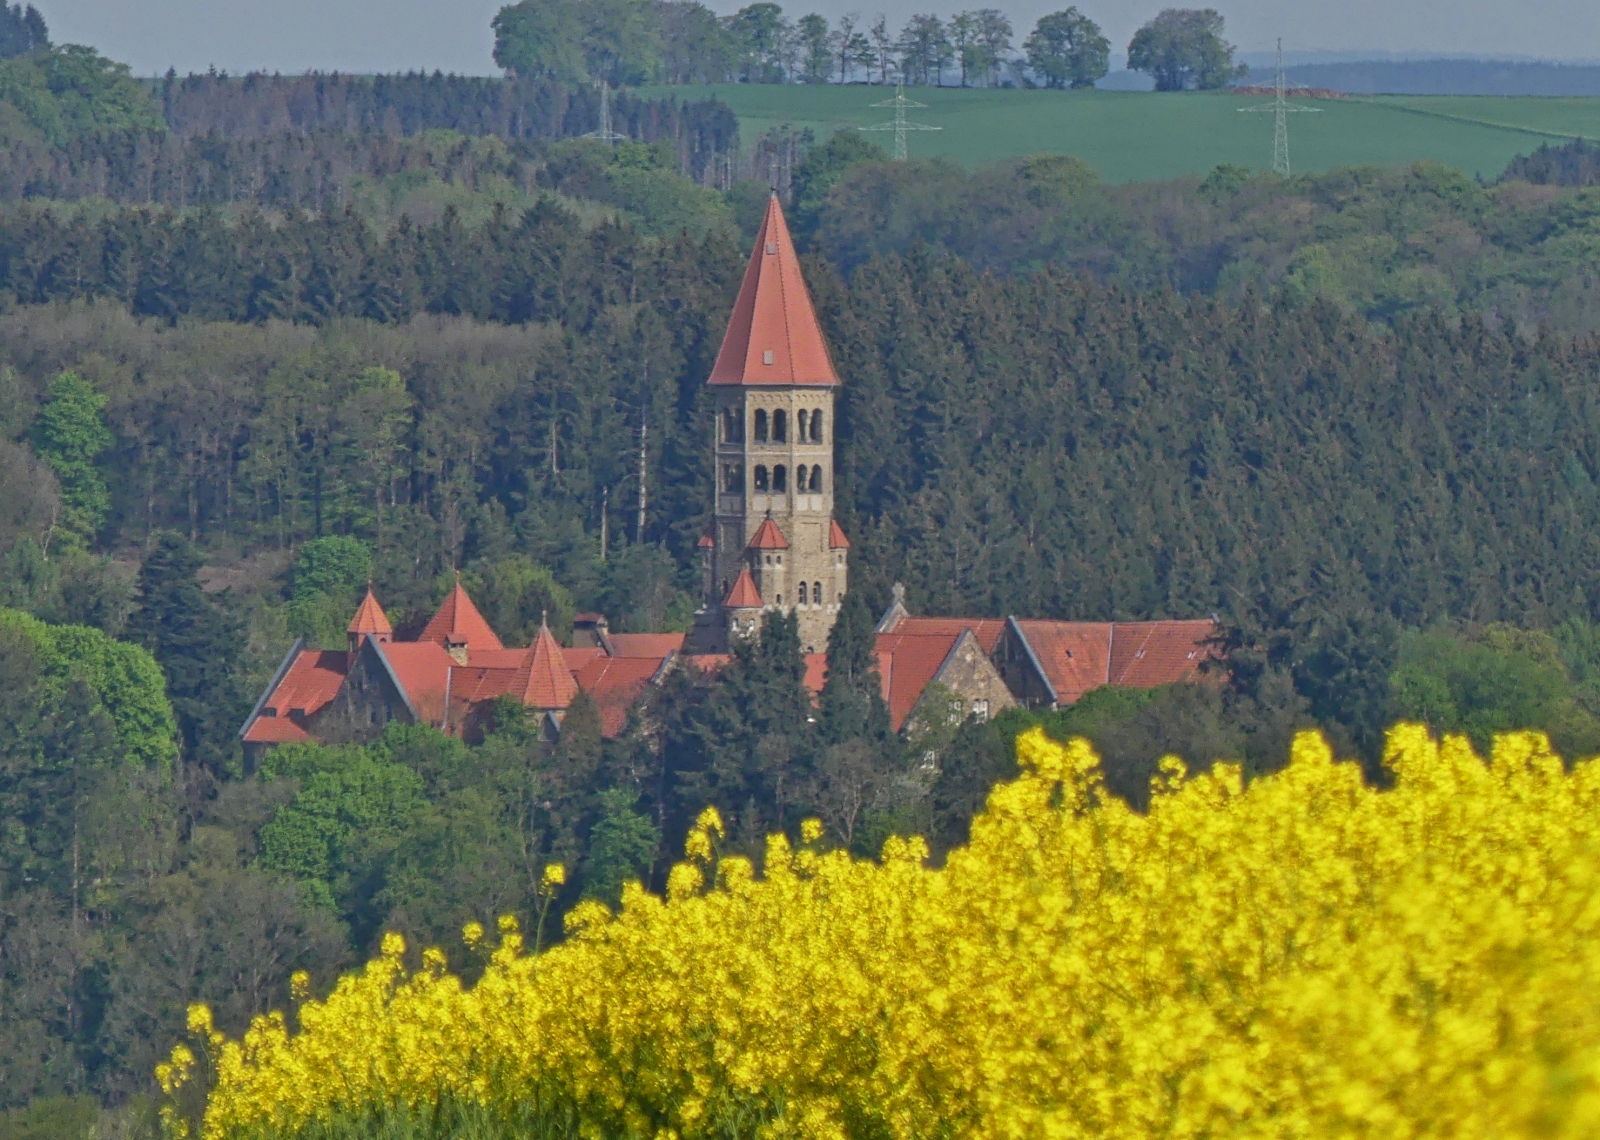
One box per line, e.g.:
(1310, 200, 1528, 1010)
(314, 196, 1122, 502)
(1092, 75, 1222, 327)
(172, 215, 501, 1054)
(1256, 60, 1600, 96)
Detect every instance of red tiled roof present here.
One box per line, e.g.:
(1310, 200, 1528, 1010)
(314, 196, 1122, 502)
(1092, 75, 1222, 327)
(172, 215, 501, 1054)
(347, 588, 392, 636)
(1011, 620, 1113, 706)
(683, 654, 732, 673)
(875, 631, 964, 731)
(242, 714, 311, 744)
(561, 647, 609, 671)
(747, 517, 789, 549)
(829, 519, 850, 549)
(419, 582, 504, 651)
(708, 193, 839, 388)
(886, 616, 1007, 654)
(725, 568, 763, 609)
(262, 650, 348, 718)
(573, 655, 664, 737)
(609, 633, 687, 657)
(1109, 620, 1220, 688)
(803, 652, 828, 695)
(697, 529, 715, 549)
(377, 641, 457, 723)
(522, 622, 579, 710)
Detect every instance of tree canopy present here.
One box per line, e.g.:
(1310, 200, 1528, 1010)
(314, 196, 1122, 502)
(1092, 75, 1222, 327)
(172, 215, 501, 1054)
(1126, 8, 1240, 91)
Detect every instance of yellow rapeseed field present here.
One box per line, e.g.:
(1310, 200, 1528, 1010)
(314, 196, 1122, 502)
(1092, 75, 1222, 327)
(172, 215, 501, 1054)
(166, 725, 1600, 1139)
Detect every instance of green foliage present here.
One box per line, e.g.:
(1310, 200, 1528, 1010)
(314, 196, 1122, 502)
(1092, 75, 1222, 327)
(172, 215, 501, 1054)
(127, 534, 247, 776)
(0, 606, 177, 770)
(1126, 8, 1240, 91)
(470, 557, 576, 646)
(28, 371, 109, 548)
(288, 536, 374, 648)
(493, 0, 662, 87)
(1389, 625, 1600, 759)
(582, 787, 660, 904)
(0, 45, 162, 146)
(0, 5, 46, 62)
(1023, 8, 1110, 90)
(788, 130, 888, 238)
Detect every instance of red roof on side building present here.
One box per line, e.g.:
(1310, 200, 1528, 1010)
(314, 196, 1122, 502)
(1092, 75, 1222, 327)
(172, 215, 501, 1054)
(828, 519, 850, 549)
(1010, 620, 1114, 707)
(242, 715, 312, 744)
(747, 517, 789, 550)
(725, 568, 764, 609)
(875, 631, 966, 732)
(572, 655, 665, 737)
(261, 650, 348, 718)
(708, 193, 839, 388)
(803, 652, 828, 695)
(608, 633, 687, 657)
(521, 621, 579, 710)
(347, 588, 392, 636)
(885, 615, 1008, 655)
(419, 582, 504, 651)
(1108, 620, 1220, 688)
(375, 641, 457, 724)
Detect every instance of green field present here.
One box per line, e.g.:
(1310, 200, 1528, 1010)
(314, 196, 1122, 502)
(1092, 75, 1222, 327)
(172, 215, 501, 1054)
(636, 85, 1600, 183)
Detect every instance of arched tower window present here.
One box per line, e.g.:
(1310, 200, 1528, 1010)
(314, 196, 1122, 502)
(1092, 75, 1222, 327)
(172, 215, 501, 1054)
(799, 581, 809, 605)
(797, 410, 809, 439)
(753, 465, 769, 492)
(723, 407, 743, 443)
(814, 581, 822, 605)
(810, 410, 824, 442)
(754, 409, 768, 442)
(773, 409, 788, 442)
(796, 464, 808, 489)
(723, 463, 743, 492)
(808, 466, 823, 492)
(772, 465, 788, 492)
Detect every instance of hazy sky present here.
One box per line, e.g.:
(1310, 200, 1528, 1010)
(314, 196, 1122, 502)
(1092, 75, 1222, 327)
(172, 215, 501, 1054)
(48, 0, 1600, 78)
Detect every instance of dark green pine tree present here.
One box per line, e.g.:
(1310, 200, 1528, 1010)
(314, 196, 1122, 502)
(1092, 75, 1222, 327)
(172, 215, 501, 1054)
(819, 588, 891, 746)
(127, 533, 248, 778)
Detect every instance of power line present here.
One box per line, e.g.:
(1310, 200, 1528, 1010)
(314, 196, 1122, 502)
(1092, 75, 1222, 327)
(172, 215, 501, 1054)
(1238, 39, 1322, 177)
(859, 75, 941, 161)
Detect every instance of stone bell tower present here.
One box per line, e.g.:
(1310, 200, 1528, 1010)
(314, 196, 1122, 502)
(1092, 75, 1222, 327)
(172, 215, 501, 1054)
(688, 192, 850, 654)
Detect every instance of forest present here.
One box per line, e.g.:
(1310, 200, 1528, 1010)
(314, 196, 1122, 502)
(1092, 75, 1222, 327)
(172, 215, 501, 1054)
(5, 4, 1600, 1132)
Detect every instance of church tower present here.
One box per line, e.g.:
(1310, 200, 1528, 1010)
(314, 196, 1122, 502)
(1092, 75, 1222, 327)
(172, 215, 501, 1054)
(691, 192, 849, 654)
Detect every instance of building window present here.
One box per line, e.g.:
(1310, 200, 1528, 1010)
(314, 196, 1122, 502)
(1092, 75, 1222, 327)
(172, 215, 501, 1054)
(797, 409, 809, 438)
(765, 554, 772, 565)
(796, 463, 807, 489)
(799, 581, 809, 605)
(973, 699, 990, 723)
(773, 409, 788, 442)
(777, 593, 783, 605)
(808, 466, 823, 492)
(754, 409, 768, 442)
(723, 407, 743, 443)
(753, 465, 769, 492)
(948, 699, 965, 726)
(811, 410, 824, 442)
(772, 464, 787, 492)
(723, 463, 743, 492)
(814, 581, 822, 605)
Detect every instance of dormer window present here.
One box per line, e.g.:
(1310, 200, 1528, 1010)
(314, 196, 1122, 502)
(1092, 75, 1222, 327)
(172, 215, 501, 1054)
(763, 349, 775, 365)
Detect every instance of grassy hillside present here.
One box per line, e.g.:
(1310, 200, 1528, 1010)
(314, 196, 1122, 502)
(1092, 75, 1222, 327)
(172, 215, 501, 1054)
(635, 85, 1600, 182)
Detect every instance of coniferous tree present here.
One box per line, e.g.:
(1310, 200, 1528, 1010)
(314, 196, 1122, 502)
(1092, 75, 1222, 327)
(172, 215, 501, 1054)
(819, 588, 891, 745)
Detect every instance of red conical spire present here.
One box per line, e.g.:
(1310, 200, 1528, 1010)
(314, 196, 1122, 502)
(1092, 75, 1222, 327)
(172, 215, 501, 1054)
(348, 586, 393, 638)
(420, 577, 504, 652)
(708, 193, 839, 388)
(724, 567, 764, 609)
(521, 616, 579, 710)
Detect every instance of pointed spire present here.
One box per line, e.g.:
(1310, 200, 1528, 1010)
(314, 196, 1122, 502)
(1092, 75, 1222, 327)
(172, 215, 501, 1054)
(747, 516, 789, 550)
(348, 586, 393, 637)
(828, 519, 851, 549)
(708, 194, 839, 388)
(522, 619, 579, 710)
(419, 581, 504, 652)
(724, 567, 764, 609)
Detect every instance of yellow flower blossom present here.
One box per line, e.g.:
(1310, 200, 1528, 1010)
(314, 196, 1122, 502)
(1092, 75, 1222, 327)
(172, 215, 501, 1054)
(175, 726, 1600, 1140)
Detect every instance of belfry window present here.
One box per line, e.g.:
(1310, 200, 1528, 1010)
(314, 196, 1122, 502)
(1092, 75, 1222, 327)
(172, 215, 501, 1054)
(754, 409, 768, 442)
(808, 466, 823, 492)
(773, 410, 788, 442)
(772, 465, 788, 492)
(810, 410, 824, 442)
(753, 465, 769, 492)
(723, 463, 743, 492)
(796, 464, 808, 490)
(722, 407, 743, 443)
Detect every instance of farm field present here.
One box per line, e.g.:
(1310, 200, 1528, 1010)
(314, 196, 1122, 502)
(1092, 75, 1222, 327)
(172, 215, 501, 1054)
(635, 84, 1600, 182)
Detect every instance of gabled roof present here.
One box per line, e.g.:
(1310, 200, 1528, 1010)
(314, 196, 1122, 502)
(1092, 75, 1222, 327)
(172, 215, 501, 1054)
(521, 621, 579, 710)
(243, 715, 312, 744)
(708, 193, 839, 388)
(608, 633, 687, 657)
(261, 649, 348, 719)
(375, 641, 456, 723)
(1109, 620, 1219, 687)
(1010, 619, 1113, 707)
(419, 581, 504, 651)
(748, 517, 789, 550)
(725, 568, 764, 609)
(828, 519, 851, 549)
(347, 588, 392, 636)
(875, 631, 967, 732)
(572, 655, 665, 737)
(886, 615, 1008, 654)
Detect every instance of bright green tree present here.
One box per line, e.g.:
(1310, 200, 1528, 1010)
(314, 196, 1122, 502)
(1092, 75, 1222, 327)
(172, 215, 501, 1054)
(1024, 8, 1109, 89)
(582, 788, 660, 904)
(30, 371, 111, 548)
(1126, 8, 1239, 91)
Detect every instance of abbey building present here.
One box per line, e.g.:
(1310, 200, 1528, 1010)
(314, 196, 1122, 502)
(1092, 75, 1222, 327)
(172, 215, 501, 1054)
(688, 192, 849, 654)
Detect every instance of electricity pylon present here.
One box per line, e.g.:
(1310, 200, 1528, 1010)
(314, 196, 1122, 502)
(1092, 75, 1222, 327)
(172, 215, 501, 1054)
(582, 80, 626, 144)
(859, 75, 940, 161)
(1238, 39, 1321, 177)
